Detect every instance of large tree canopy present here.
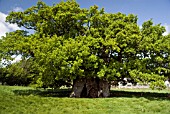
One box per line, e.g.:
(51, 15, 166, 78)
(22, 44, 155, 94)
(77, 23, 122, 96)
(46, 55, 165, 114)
(1, 0, 170, 97)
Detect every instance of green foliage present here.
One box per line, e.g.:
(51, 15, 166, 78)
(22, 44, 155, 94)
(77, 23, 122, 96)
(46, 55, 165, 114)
(0, 59, 34, 86)
(0, 0, 170, 88)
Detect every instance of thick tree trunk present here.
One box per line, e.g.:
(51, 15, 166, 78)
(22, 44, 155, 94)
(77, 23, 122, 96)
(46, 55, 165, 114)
(98, 80, 110, 97)
(70, 77, 110, 98)
(70, 78, 86, 98)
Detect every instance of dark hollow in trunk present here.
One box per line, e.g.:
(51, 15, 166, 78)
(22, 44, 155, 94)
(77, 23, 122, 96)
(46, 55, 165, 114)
(70, 77, 110, 98)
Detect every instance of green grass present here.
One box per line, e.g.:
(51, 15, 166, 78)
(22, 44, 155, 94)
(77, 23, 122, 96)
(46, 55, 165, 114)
(0, 85, 170, 114)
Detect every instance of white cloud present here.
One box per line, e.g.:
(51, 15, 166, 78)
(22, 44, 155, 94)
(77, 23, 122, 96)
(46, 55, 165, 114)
(0, 7, 23, 64)
(12, 7, 24, 12)
(0, 12, 21, 38)
(163, 24, 170, 36)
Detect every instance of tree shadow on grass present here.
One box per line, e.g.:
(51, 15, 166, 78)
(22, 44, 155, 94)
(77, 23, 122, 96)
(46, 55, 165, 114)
(13, 89, 170, 100)
(13, 89, 71, 97)
(110, 90, 170, 101)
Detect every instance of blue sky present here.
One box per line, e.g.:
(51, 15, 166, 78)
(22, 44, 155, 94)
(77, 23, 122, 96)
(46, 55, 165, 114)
(0, 0, 170, 37)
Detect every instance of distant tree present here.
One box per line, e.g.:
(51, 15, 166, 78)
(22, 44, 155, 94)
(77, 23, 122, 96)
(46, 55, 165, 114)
(0, 0, 170, 97)
(0, 67, 6, 85)
(0, 60, 32, 86)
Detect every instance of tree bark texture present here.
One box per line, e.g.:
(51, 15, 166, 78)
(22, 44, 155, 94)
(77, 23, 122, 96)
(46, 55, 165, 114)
(70, 77, 110, 98)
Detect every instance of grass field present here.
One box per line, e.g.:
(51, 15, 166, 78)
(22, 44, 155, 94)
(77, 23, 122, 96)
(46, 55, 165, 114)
(0, 85, 170, 114)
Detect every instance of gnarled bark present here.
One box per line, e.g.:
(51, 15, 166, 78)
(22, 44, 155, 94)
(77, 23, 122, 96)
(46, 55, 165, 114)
(70, 77, 110, 98)
(86, 78, 98, 98)
(70, 78, 86, 98)
(98, 80, 110, 97)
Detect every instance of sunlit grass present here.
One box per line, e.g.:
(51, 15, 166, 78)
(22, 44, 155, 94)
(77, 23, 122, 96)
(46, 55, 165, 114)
(0, 85, 170, 114)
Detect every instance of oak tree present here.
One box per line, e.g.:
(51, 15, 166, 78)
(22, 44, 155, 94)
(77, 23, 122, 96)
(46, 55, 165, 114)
(1, 0, 170, 97)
